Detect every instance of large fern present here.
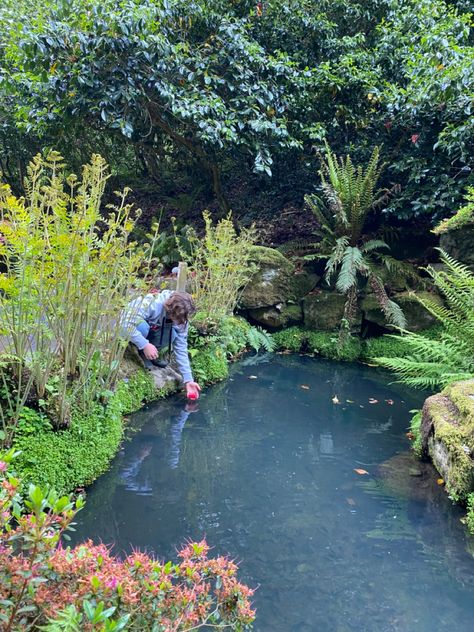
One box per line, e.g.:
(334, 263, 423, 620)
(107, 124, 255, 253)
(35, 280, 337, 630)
(246, 325, 275, 353)
(375, 250, 474, 388)
(304, 145, 408, 331)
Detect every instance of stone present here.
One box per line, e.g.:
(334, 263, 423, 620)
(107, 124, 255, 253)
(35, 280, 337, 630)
(361, 291, 443, 332)
(291, 267, 320, 301)
(439, 226, 474, 268)
(302, 290, 353, 331)
(239, 246, 295, 309)
(120, 344, 182, 392)
(421, 379, 474, 500)
(247, 303, 303, 330)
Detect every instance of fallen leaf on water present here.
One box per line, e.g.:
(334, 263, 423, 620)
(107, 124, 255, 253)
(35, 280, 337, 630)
(354, 468, 369, 475)
(300, 384, 310, 390)
(346, 399, 354, 403)
(406, 431, 415, 440)
(437, 478, 444, 485)
(385, 399, 394, 405)
(368, 398, 379, 404)
(332, 395, 340, 404)
(248, 375, 258, 380)
(346, 498, 356, 506)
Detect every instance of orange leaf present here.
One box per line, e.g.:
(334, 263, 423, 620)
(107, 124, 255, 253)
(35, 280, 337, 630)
(300, 384, 310, 390)
(385, 399, 394, 405)
(437, 478, 444, 485)
(354, 468, 369, 475)
(406, 431, 415, 440)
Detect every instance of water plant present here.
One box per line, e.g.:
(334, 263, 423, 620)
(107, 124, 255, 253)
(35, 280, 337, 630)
(0, 452, 255, 630)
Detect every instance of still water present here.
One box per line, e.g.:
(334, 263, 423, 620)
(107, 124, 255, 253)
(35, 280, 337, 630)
(74, 355, 474, 631)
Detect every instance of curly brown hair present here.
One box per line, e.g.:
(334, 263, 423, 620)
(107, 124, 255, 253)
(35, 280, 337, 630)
(164, 291, 196, 324)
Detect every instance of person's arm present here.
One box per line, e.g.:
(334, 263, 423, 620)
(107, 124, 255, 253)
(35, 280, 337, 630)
(172, 323, 194, 383)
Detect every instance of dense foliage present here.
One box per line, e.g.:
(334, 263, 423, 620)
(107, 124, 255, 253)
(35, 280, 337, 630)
(0, 453, 255, 631)
(376, 251, 474, 388)
(0, 0, 472, 221)
(0, 152, 149, 444)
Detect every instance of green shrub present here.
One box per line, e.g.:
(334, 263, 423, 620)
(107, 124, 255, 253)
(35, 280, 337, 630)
(307, 331, 362, 362)
(466, 493, 474, 536)
(272, 327, 307, 352)
(14, 370, 158, 495)
(191, 345, 229, 385)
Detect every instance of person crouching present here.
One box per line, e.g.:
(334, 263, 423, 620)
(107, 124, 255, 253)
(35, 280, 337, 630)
(122, 290, 201, 400)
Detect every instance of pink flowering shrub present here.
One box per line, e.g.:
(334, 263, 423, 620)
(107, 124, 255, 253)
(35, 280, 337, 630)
(0, 451, 255, 631)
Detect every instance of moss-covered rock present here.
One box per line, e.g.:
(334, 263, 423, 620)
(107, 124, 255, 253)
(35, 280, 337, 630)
(303, 290, 352, 331)
(421, 379, 474, 501)
(361, 291, 442, 332)
(239, 246, 295, 309)
(291, 268, 320, 301)
(440, 226, 474, 268)
(247, 303, 303, 330)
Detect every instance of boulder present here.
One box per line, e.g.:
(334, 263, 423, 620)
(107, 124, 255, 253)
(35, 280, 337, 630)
(439, 226, 474, 268)
(361, 291, 442, 332)
(421, 379, 474, 500)
(120, 344, 182, 392)
(291, 267, 320, 301)
(247, 303, 303, 330)
(303, 290, 353, 331)
(239, 246, 294, 309)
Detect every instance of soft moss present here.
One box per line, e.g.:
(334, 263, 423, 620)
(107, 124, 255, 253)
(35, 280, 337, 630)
(272, 327, 362, 362)
(272, 326, 307, 352)
(14, 369, 160, 495)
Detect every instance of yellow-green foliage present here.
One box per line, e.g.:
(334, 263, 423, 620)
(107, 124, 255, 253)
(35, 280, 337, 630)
(13, 369, 158, 495)
(175, 211, 257, 323)
(0, 152, 150, 442)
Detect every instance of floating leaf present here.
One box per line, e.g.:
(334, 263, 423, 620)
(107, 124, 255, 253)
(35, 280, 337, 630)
(406, 431, 415, 440)
(354, 468, 369, 475)
(332, 395, 340, 404)
(368, 398, 379, 404)
(300, 384, 310, 390)
(248, 375, 258, 380)
(437, 478, 444, 485)
(346, 399, 354, 403)
(346, 498, 356, 506)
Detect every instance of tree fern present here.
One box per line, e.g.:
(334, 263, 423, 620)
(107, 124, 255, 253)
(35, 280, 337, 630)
(375, 251, 474, 388)
(305, 145, 408, 332)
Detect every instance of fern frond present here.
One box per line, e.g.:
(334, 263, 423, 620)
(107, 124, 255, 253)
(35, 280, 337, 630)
(361, 239, 389, 253)
(336, 246, 364, 293)
(246, 326, 275, 353)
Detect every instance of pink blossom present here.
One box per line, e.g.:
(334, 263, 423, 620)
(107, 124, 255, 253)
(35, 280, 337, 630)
(410, 133, 420, 144)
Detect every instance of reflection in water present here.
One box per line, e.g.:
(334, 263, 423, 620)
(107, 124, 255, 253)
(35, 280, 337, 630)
(74, 355, 474, 632)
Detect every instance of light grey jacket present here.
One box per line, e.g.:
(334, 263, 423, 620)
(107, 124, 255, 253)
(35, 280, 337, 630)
(122, 290, 193, 383)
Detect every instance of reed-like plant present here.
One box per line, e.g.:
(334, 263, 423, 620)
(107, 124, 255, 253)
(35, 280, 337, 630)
(0, 152, 148, 442)
(174, 211, 258, 323)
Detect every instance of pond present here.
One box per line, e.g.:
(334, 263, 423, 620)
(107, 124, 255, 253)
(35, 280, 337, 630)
(73, 355, 474, 631)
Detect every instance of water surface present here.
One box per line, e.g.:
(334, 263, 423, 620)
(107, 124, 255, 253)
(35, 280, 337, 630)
(74, 355, 474, 631)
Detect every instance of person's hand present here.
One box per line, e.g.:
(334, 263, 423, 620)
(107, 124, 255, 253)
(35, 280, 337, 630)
(185, 381, 201, 400)
(143, 343, 158, 360)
